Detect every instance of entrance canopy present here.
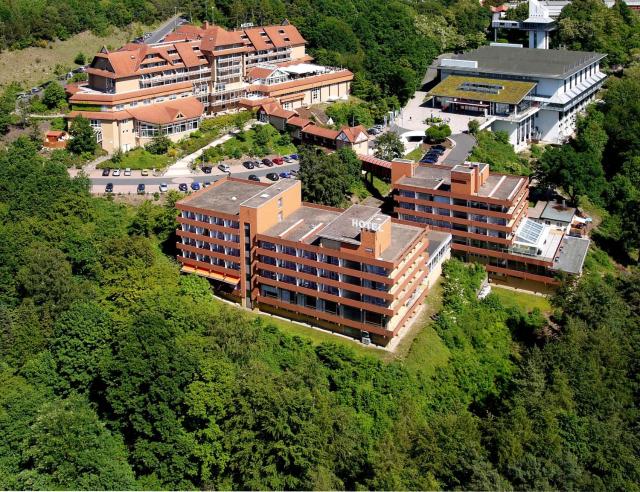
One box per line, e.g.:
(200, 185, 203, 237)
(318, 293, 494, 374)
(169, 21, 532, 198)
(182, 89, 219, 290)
(429, 75, 536, 105)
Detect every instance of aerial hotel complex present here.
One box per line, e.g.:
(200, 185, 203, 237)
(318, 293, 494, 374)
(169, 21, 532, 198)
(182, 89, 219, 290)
(391, 160, 589, 286)
(66, 21, 353, 152)
(175, 177, 451, 345)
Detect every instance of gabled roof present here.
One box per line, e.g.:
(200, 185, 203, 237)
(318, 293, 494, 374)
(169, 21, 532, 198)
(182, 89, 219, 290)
(301, 125, 340, 140)
(126, 96, 204, 125)
(338, 125, 369, 143)
(286, 116, 312, 128)
(258, 101, 297, 119)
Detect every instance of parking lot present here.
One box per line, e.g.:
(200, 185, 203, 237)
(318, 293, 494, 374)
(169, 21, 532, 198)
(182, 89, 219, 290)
(89, 157, 300, 196)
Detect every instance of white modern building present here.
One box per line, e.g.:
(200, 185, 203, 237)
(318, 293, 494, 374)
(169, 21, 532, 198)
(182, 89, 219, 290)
(427, 45, 606, 149)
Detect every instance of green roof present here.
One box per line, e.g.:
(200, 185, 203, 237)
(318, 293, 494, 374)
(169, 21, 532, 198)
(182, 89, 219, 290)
(428, 75, 536, 105)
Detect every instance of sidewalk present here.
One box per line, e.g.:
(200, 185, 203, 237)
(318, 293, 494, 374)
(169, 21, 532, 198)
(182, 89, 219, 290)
(163, 120, 259, 178)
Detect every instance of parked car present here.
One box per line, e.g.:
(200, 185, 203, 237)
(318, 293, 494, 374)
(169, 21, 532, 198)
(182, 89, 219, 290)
(112, 169, 121, 177)
(265, 172, 279, 181)
(420, 157, 438, 164)
(283, 156, 292, 163)
(159, 183, 168, 193)
(218, 163, 230, 173)
(191, 182, 201, 191)
(202, 166, 212, 174)
(254, 160, 263, 168)
(367, 127, 380, 135)
(262, 158, 274, 167)
(101, 168, 110, 176)
(289, 169, 298, 176)
(105, 183, 114, 193)
(124, 168, 132, 176)
(272, 157, 284, 165)
(432, 144, 446, 151)
(179, 183, 188, 192)
(141, 169, 149, 176)
(243, 161, 255, 169)
(137, 183, 145, 194)
(289, 154, 299, 160)
(248, 174, 260, 182)
(204, 181, 211, 187)
(279, 171, 292, 179)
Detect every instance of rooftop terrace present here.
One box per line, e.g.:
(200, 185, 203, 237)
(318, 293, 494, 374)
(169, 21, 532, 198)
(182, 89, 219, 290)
(398, 164, 526, 201)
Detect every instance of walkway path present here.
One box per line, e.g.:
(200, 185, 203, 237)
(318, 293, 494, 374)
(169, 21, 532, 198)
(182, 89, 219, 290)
(163, 120, 259, 177)
(443, 133, 476, 166)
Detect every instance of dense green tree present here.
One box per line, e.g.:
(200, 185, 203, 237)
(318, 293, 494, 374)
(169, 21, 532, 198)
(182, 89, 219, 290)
(42, 83, 66, 110)
(534, 144, 605, 204)
(145, 134, 171, 155)
(67, 116, 97, 155)
(74, 52, 86, 65)
(425, 123, 452, 143)
(373, 131, 404, 161)
(297, 146, 358, 206)
(17, 395, 136, 490)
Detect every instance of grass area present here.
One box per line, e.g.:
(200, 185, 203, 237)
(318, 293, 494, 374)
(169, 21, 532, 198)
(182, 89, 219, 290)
(490, 286, 552, 314)
(404, 147, 424, 161)
(400, 281, 452, 375)
(0, 26, 152, 89)
(256, 311, 385, 359)
(103, 148, 172, 170)
(202, 124, 296, 163)
(351, 175, 392, 202)
(583, 244, 618, 276)
(469, 130, 532, 176)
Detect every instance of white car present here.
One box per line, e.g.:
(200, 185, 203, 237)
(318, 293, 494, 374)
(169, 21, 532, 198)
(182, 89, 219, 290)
(159, 183, 168, 193)
(218, 163, 230, 173)
(112, 169, 121, 177)
(124, 167, 132, 176)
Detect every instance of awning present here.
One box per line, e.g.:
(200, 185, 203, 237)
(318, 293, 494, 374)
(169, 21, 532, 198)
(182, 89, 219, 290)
(181, 265, 240, 285)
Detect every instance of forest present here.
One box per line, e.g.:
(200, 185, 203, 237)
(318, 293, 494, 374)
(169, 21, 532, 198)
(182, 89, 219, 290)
(0, 136, 638, 489)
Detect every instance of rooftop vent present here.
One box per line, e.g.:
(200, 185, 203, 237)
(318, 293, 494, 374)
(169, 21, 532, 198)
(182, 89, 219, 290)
(231, 196, 237, 201)
(260, 193, 269, 198)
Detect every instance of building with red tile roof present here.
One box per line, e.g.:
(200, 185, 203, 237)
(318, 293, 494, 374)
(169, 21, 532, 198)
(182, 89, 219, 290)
(66, 20, 352, 153)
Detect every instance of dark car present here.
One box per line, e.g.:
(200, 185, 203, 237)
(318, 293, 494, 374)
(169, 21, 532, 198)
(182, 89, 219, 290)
(137, 184, 145, 194)
(265, 172, 279, 181)
(261, 158, 274, 167)
(202, 166, 212, 174)
(279, 171, 292, 179)
(105, 183, 114, 193)
(243, 161, 255, 169)
(432, 145, 446, 151)
(421, 157, 438, 164)
(179, 183, 188, 192)
(191, 182, 201, 191)
(204, 181, 212, 187)
(429, 148, 444, 155)
(102, 168, 111, 176)
(272, 157, 284, 165)
(289, 153, 299, 160)
(248, 174, 260, 182)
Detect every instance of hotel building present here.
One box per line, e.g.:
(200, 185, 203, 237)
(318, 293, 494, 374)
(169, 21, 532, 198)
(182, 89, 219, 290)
(428, 44, 606, 149)
(66, 21, 352, 152)
(391, 160, 589, 285)
(175, 177, 451, 345)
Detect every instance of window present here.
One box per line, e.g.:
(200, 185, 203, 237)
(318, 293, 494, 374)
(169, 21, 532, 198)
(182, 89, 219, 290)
(278, 211, 283, 222)
(278, 197, 283, 208)
(311, 88, 320, 101)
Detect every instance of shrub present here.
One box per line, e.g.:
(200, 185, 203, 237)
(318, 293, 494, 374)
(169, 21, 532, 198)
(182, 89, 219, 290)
(425, 123, 452, 143)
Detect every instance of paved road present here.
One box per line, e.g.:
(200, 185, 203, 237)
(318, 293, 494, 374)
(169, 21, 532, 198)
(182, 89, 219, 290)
(442, 133, 476, 166)
(146, 15, 186, 44)
(90, 163, 300, 194)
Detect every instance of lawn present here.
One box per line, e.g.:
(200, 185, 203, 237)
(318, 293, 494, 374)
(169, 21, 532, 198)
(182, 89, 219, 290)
(399, 281, 451, 374)
(102, 148, 172, 170)
(201, 124, 296, 163)
(490, 286, 552, 314)
(404, 146, 424, 161)
(0, 26, 153, 89)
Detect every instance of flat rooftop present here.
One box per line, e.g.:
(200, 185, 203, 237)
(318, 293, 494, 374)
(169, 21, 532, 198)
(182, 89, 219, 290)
(427, 230, 453, 256)
(428, 75, 536, 104)
(551, 235, 590, 274)
(318, 205, 390, 245)
(398, 164, 526, 201)
(443, 46, 606, 79)
(261, 203, 424, 263)
(180, 179, 265, 215)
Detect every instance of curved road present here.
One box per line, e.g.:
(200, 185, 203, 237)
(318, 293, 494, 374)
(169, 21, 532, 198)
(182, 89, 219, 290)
(442, 133, 476, 166)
